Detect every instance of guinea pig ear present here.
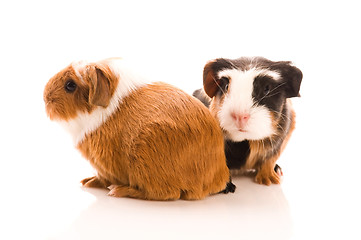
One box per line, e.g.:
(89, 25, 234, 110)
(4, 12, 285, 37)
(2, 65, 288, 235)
(276, 62, 303, 98)
(203, 60, 220, 98)
(87, 64, 113, 107)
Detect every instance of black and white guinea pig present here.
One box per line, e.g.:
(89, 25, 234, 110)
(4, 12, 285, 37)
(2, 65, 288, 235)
(193, 57, 302, 185)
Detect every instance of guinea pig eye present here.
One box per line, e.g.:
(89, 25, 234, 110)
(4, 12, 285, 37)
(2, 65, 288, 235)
(264, 84, 271, 95)
(220, 77, 230, 93)
(65, 80, 77, 93)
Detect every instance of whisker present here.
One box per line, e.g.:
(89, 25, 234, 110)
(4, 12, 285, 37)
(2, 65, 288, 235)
(256, 82, 288, 104)
(276, 122, 286, 134)
(262, 91, 281, 100)
(272, 109, 291, 122)
(268, 82, 287, 95)
(211, 75, 227, 96)
(261, 139, 266, 160)
(228, 60, 238, 69)
(268, 137, 275, 154)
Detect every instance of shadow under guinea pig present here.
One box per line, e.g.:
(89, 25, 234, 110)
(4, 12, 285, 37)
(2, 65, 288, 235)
(50, 177, 293, 240)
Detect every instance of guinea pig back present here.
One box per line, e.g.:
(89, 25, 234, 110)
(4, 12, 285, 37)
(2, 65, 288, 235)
(44, 58, 232, 200)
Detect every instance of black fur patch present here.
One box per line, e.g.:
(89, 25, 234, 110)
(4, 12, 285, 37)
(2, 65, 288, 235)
(219, 181, 236, 194)
(252, 75, 285, 113)
(225, 140, 250, 169)
(205, 57, 302, 99)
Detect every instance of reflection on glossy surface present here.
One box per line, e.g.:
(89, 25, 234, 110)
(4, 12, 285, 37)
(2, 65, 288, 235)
(47, 177, 291, 240)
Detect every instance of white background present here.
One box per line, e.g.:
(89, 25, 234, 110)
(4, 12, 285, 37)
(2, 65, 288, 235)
(1, 0, 360, 239)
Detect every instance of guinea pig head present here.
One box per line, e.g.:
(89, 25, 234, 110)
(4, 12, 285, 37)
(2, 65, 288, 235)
(203, 57, 302, 142)
(43, 61, 117, 121)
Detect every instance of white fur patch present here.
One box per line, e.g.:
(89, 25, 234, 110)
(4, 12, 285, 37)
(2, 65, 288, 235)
(217, 68, 276, 141)
(72, 60, 88, 83)
(59, 58, 148, 146)
(218, 68, 281, 82)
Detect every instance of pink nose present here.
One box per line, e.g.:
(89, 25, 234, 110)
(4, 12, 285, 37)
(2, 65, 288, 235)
(231, 112, 250, 130)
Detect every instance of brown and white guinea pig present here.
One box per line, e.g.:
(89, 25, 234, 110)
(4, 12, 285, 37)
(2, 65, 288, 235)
(193, 57, 302, 185)
(43, 58, 235, 200)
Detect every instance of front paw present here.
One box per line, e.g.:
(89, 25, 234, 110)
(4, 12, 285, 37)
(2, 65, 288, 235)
(255, 169, 281, 186)
(81, 176, 108, 188)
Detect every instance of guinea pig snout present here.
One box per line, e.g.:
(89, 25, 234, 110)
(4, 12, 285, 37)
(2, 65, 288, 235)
(231, 112, 250, 131)
(43, 92, 54, 104)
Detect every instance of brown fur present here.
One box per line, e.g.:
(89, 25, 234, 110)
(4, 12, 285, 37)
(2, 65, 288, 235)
(43, 60, 119, 121)
(203, 65, 219, 98)
(77, 82, 230, 200)
(44, 65, 91, 120)
(250, 109, 296, 185)
(44, 59, 230, 200)
(87, 63, 118, 107)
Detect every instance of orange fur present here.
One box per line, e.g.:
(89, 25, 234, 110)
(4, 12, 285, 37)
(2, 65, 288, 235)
(44, 65, 92, 120)
(44, 59, 230, 200)
(43, 60, 119, 121)
(87, 63, 118, 107)
(77, 83, 230, 200)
